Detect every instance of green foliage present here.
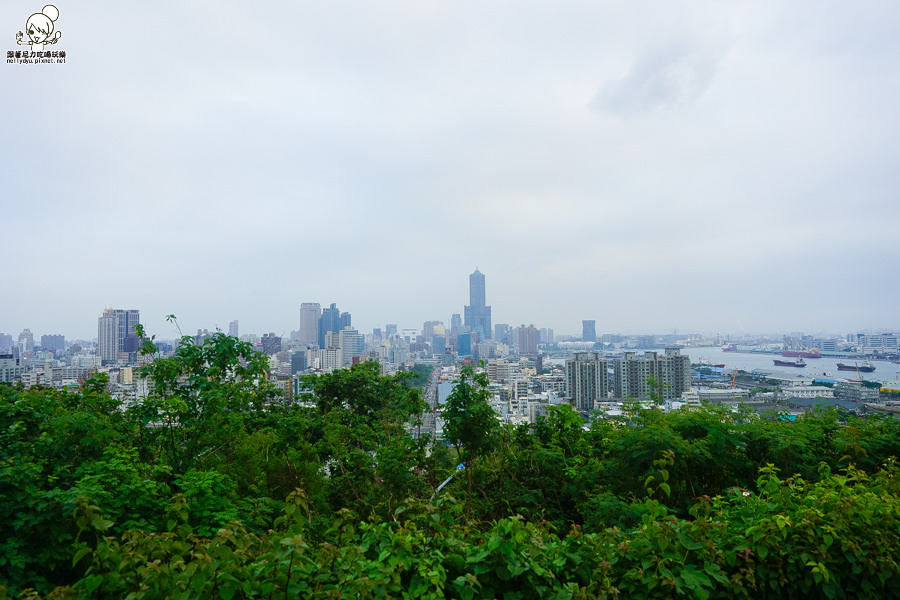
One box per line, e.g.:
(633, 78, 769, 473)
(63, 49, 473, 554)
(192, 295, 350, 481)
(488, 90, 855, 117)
(442, 367, 500, 467)
(407, 363, 435, 390)
(0, 384, 129, 593)
(130, 330, 278, 476)
(441, 366, 501, 519)
(6, 337, 900, 598)
(25, 462, 900, 599)
(300, 361, 432, 517)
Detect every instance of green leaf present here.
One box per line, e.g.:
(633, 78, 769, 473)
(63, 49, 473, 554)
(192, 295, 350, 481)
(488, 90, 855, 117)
(72, 546, 92, 566)
(82, 574, 103, 593)
(91, 517, 114, 531)
(677, 532, 705, 551)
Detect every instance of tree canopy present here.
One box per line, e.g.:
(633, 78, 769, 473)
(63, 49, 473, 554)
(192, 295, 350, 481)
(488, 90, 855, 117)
(3, 333, 900, 598)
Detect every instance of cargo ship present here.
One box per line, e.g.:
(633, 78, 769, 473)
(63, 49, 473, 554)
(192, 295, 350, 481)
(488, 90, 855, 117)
(698, 359, 726, 368)
(781, 349, 821, 358)
(773, 358, 807, 368)
(836, 361, 876, 373)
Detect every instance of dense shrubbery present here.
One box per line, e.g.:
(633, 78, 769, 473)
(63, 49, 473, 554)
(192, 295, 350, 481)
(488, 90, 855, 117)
(2, 333, 900, 598)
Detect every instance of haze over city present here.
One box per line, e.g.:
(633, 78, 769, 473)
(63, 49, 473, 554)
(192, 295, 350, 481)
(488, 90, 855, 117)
(3, 1, 900, 340)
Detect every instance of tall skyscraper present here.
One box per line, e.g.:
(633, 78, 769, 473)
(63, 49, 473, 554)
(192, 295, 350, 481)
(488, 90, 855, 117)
(582, 320, 596, 343)
(463, 269, 492, 340)
(299, 303, 321, 346)
(228, 320, 239, 338)
(98, 308, 140, 364)
(98, 312, 118, 363)
(318, 303, 341, 347)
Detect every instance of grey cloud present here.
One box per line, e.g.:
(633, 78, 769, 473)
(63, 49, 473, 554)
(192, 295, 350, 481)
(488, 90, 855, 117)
(591, 43, 718, 116)
(3, 1, 900, 338)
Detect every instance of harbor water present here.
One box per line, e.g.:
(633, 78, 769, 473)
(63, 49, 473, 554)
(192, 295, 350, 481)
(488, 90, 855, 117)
(680, 347, 900, 383)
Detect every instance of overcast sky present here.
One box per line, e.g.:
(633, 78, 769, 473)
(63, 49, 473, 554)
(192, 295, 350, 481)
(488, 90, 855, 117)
(2, 1, 899, 341)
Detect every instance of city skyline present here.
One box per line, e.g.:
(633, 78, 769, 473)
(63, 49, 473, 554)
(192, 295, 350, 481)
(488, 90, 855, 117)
(3, 1, 900, 338)
(2, 278, 898, 345)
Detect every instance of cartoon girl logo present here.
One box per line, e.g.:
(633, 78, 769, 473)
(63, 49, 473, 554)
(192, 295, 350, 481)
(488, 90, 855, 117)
(16, 5, 62, 52)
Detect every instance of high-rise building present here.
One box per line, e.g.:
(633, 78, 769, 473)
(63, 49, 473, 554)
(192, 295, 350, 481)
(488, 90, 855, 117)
(119, 310, 140, 354)
(582, 320, 596, 343)
(566, 352, 608, 411)
(432, 334, 446, 355)
(40, 334, 65, 352)
(385, 324, 398, 338)
(654, 348, 692, 401)
(17, 329, 34, 354)
(324, 331, 341, 357)
(457, 332, 472, 356)
(464, 269, 492, 340)
(290, 350, 308, 374)
(517, 324, 538, 356)
(0, 354, 24, 383)
(318, 303, 342, 347)
(98, 309, 140, 364)
(261, 333, 282, 355)
(613, 352, 655, 401)
(612, 348, 690, 402)
(308, 346, 342, 372)
(339, 327, 364, 367)
(0, 333, 13, 353)
(228, 320, 239, 338)
(340, 312, 352, 329)
(194, 329, 213, 345)
(299, 303, 321, 346)
(423, 320, 442, 344)
(450, 314, 462, 347)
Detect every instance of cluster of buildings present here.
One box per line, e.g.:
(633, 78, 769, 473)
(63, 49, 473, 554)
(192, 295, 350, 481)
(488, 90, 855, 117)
(566, 348, 691, 411)
(3, 270, 900, 426)
(284, 270, 552, 378)
(781, 332, 899, 356)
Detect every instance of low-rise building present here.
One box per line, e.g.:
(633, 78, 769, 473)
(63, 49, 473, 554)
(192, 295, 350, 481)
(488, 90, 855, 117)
(782, 386, 834, 399)
(834, 381, 880, 403)
(689, 388, 750, 403)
